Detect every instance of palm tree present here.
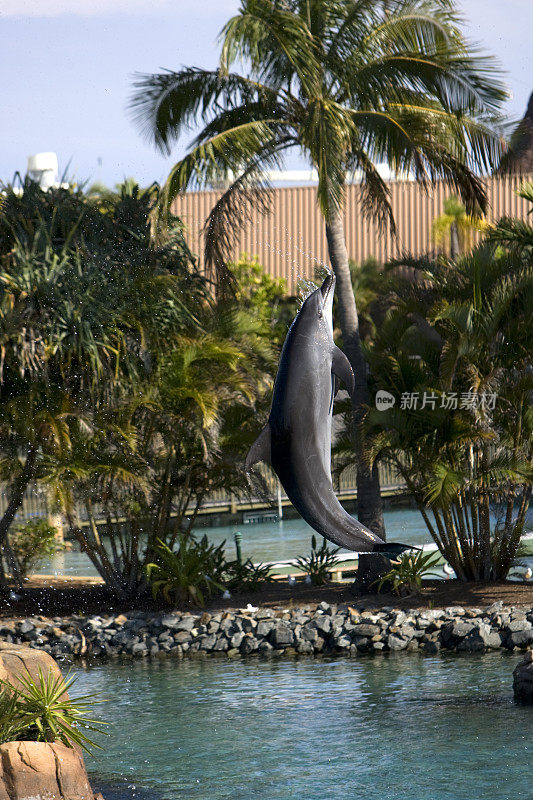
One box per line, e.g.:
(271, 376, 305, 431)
(353, 234, 532, 580)
(131, 0, 507, 537)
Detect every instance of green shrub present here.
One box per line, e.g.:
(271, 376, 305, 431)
(295, 536, 340, 585)
(10, 519, 61, 579)
(375, 550, 443, 596)
(224, 559, 274, 592)
(0, 667, 107, 754)
(146, 535, 227, 606)
(0, 685, 27, 744)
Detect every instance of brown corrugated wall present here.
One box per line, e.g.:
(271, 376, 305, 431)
(172, 173, 533, 292)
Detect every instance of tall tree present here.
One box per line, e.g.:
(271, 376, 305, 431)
(131, 0, 506, 537)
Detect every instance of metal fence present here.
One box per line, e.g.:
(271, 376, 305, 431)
(172, 173, 533, 292)
(1, 460, 406, 527)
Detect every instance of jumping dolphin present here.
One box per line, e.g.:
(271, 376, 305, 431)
(245, 274, 386, 552)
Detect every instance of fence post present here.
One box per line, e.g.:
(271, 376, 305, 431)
(234, 532, 242, 565)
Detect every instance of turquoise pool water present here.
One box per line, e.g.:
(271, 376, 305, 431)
(74, 653, 531, 800)
(38, 507, 430, 576)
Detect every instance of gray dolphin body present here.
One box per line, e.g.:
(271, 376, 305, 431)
(246, 274, 384, 552)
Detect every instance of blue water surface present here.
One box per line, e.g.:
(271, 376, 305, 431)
(74, 653, 532, 800)
(38, 507, 430, 576)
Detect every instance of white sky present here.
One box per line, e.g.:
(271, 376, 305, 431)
(1, 0, 532, 186)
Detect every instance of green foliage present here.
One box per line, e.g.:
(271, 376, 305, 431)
(432, 195, 487, 256)
(375, 550, 443, 596)
(229, 255, 294, 345)
(10, 519, 60, 579)
(146, 536, 227, 606)
(0, 668, 107, 754)
(0, 182, 280, 598)
(0, 685, 27, 744)
(346, 197, 533, 581)
(295, 535, 340, 586)
(224, 558, 274, 592)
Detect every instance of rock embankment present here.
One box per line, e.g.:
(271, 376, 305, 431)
(1, 601, 532, 660)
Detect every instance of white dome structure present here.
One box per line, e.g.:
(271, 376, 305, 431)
(27, 152, 59, 189)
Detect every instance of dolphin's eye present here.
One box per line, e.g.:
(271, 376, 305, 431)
(318, 310, 323, 319)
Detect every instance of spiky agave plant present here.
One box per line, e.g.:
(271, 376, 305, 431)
(0, 667, 107, 754)
(375, 550, 443, 596)
(295, 535, 341, 585)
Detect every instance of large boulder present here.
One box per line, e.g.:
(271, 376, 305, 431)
(0, 741, 94, 800)
(0, 642, 64, 690)
(0, 643, 96, 800)
(513, 649, 533, 704)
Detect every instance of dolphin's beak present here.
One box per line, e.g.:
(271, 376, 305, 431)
(320, 273, 335, 302)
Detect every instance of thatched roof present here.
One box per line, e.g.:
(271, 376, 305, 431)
(499, 91, 533, 173)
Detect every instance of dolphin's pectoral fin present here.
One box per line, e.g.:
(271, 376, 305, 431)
(245, 423, 271, 472)
(332, 346, 355, 397)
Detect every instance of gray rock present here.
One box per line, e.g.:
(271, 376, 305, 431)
(160, 614, 183, 630)
(174, 631, 192, 644)
(200, 634, 217, 650)
(478, 625, 503, 649)
(176, 616, 197, 631)
(230, 632, 245, 649)
(335, 636, 352, 649)
(513, 650, 533, 703)
(445, 606, 466, 616)
(220, 618, 236, 634)
(270, 624, 294, 647)
(240, 636, 258, 655)
(255, 609, 275, 619)
(352, 623, 381, 638)
(388, 635, 408, 651)
(238, 616, 257, 633)
(256, 620, 275, 637)
(296, 640, 314, 654)
(314, 616, 331, 635)
(301, 625, 318, 643)
(508, 630, 533, 648)
(505, 620, 532, 633)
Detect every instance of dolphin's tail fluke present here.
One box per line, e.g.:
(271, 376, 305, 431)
(373, 542, 420, 559)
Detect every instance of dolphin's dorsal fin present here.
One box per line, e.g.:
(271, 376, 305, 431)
(332, 346, 355, 397)
(245, 423, 271, 471)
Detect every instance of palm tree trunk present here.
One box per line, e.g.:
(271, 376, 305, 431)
(0, 443, 38, 588)
(0, 443, 38, 548)
(325, 210, 385, 539)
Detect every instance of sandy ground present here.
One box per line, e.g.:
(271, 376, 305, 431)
(1, 575, 531, 618)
